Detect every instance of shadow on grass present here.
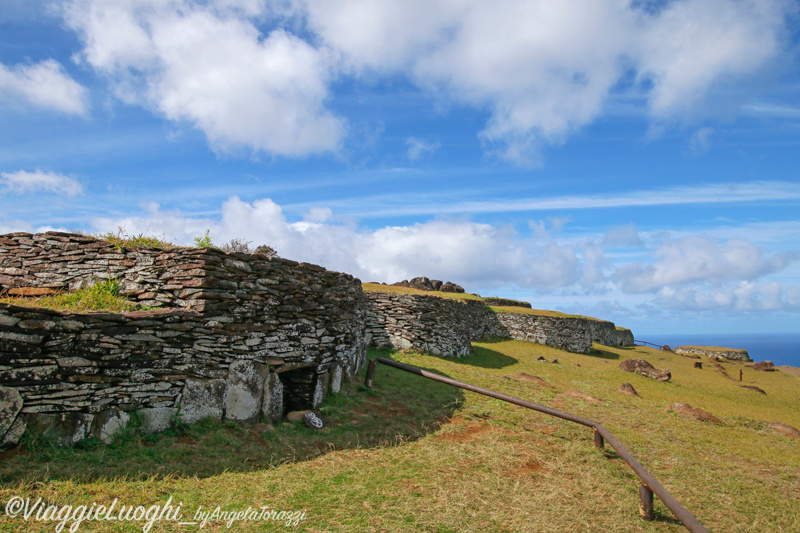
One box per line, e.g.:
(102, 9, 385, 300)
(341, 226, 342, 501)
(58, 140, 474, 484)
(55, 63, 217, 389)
(586, 347, 621, 360)
(446, 344, 519, 369)
(0, 350, 464, 485)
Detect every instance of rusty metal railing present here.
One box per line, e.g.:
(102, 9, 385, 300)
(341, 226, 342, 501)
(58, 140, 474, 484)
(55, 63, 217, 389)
(365, 357, 710, 533)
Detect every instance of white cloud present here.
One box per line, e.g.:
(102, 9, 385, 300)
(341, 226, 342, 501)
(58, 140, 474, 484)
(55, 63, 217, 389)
(637, 0, 790, 119)
(61, 0, 794, 162)
(603, 223, 643, 248)
(406, 137, 441, 160)
(657, 281, 798, 311)
(65, 0, 343, 156)
(0, 170, 84, 197)
(88, 196, 800, 314)
(0, 59, 88, 115)
(616, 235, 795, 293)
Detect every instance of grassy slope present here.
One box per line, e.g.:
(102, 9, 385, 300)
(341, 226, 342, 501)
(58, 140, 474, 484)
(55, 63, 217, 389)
(1, 341, 798, 532)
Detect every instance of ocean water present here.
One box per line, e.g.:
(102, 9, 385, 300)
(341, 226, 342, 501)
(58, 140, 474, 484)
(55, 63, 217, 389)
(638, 333, 800, 367)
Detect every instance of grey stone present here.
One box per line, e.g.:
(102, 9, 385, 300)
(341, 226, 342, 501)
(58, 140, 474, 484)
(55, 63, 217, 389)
(91, 408, 130, 444)
(224, 359, 269, 424)
(312, 371, 330, 408)
(0, 416, 26, 448)
(26, 412, 95, 446)
(178, 378, 226, 424)
(0, 386, 23, 438)
(140, 407, 177, 433)
(330, 365, 343, 394)
(57, 357, 97, 367)
(261, 373, 284, 424)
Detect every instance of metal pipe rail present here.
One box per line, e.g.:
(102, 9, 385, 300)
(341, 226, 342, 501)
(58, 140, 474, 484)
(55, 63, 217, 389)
(365, 357, 710, 533)
(635, 340, 667, 349)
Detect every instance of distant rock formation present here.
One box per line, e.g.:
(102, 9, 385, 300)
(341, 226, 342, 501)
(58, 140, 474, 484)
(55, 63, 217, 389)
(674, 346, 752, 362)
(392, 276, 464, 293)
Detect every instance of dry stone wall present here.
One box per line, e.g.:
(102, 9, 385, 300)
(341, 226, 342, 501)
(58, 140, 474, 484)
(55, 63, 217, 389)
(365, 293, 604, 356)
(489, 312, 592, 354)
(1, 232, 635, 448)
(674, 346, 751, 362)
(364, 292, 492, 357)
(588, 320, 634, 347)
(1, 232, 366, 447)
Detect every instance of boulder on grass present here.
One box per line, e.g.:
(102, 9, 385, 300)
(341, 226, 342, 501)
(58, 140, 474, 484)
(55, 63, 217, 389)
(619, 359, 671, 381)
(617, 383, 639, 397)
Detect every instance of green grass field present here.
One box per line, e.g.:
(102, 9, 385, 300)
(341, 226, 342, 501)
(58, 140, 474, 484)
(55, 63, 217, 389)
(1, 341, 798, 532)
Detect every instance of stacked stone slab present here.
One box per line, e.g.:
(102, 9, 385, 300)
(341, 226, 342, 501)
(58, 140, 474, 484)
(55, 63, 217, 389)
(674, 346, 751, 362)
(489, 312, 593, 354)
(364, 293, 491, 357)
(0, 232, 366, 447)
(588, 320, 634, 347)
(364, 292, 601, 356)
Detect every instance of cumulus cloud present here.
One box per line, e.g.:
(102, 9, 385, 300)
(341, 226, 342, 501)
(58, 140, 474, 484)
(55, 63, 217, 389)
(65, 0, 343, 156)
(656, 281, 798, 311)
(0, 59, 88, 115)
(61, 0, 794, 162)
(0, 170, 84, 197)
(615, 235, 795, 293)
(603, 223, 643, 247)
(90, 196, 585, 290)
(88, 196, 800, 314)
(299, 0, 793, 163)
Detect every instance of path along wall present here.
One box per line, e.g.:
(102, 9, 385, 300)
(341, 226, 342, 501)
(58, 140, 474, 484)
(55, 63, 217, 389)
(0, 232, 366, 447)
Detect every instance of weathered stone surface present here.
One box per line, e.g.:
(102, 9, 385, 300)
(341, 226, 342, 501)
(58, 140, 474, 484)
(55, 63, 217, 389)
(261, 373, 284, 424)
(285, 410, 311, 422)
(674, 346, 752, 362)
(753, 361, 776, 371)
(619, 359, 671, 381)
(224, 359, 269, 424)
(0, 416, 26, 448)
(91, 408, 130, 444)
(140, 407, 177, 433)
(668, 402, 722, 424)
(179, 379, 226, 424)
(312, 371, 330, 408)
(8, 287, 59, 296)
(26, 412, 95, 445)
(329, 365, 343, 394)
(617, 383, 639, 397)
(0, 386, 23, 438)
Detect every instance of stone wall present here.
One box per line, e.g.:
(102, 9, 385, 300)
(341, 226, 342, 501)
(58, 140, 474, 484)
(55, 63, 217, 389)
(489, 312, 592, 354)
(674, 346, 751, 362)
(588, 320, 634, 347)
(365, 292, 597, 356)
(1, 232, 366, 447)
(364, 292, 493, 357)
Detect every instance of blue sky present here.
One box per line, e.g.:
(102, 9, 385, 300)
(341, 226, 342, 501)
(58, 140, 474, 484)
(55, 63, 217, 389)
(1, 0, 799, 336)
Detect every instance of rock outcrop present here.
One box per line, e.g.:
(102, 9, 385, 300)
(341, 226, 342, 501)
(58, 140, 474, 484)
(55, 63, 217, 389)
(619, 359, 671, 381)
(674, 346, 752, 362)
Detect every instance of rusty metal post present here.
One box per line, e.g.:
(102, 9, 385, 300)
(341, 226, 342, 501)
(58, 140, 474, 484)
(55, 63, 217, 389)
(365, 358, 377, 388)
(593, 427, 604, 449)
(639, 483, 655, 521)
(739, 369, 743, 382)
